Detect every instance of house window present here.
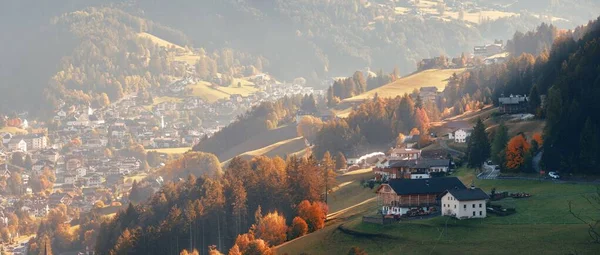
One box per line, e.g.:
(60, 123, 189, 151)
(473, 211, 476, 216)
(479, 211, 482, 216)
(479, 203, 482, 208)
(463, 205, 466, 209)
(472, 204, 475, 208)
(454, 205, 456, 209)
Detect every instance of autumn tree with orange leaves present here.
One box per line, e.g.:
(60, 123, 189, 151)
(505, 134, 531, 171)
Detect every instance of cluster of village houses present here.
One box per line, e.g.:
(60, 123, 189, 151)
(362, 91, 534, 221)
(0, 72, 325, 222)
(358, 146, 489, 220)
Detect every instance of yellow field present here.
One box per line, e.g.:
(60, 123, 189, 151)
(401, 0, 516, 24)
(188, 80, 258, 103)
(0, 126, 28, 134)
(446, 10, 517, 24)
(189, 82, 231, 103)
(139, 32, 201, 65)
(124, 173, 149, 184)
(343, 68, 465, 103)
(138, 32, 186, 51)
(395, 7, 410, 15)
(145, 147, 191, 155)
(231, 78, 255, 87)
(174, 54, 201, 66)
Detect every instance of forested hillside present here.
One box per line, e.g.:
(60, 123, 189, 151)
(2, 0, 599, 115)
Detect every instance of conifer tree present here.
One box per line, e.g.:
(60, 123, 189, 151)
(467, 118, 490, 169)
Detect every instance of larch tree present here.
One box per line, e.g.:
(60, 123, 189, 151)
(228, 244, 242, 255)
(335, 152, 347, 170)
(321, 151, 337, 203)
(297, 200, 327, 232)
(289, 217, 308, 239)
(255, 212, 287, 246)
(243, 239, 272, 255)
(505, 134, 531, 172)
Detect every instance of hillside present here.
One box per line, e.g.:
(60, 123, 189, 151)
(221, 136, 307, 165)
(216, 124, 299, 162)
(343, 68, 465, 103)
(276, 170, 600, 255)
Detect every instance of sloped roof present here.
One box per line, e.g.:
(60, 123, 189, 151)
(444, 188, 489, 201)
(384, 177, 466, 195)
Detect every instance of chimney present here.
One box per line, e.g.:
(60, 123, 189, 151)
(425, 180, 429, 186)
(470, 184, 476, 190)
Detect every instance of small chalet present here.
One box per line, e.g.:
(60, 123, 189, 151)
(441, 187, 490, 219)
(376, 177, 466, 216)
(498, 94, 528, 114)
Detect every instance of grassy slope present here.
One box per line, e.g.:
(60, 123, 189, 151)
(276, 169, 600, 255)
(216, 125, 299, 162)
(189, 81, 259, 103)
(222, 137, 307, 164)
(139, 33, 258, 102)
(343, 68, 465, 103)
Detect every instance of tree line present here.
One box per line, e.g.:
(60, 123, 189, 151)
(314, 94, 431, 158)
(89, 153, 336, 255)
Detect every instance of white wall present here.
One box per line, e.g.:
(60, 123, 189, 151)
(441, 193, 486, 219)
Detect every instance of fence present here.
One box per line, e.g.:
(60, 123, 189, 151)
(362, 215, 395, 225)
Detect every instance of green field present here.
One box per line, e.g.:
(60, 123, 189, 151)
(189, 81, 258, 103)
(343, 68, 465, 103)
(276, 169, 600, 255)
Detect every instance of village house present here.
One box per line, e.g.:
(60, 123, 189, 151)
(37, 149, 60, 163)
(66, 156, 84, 171)
(49, 192, 73, 207)
(376, 177, 467, 216)
(2, 133, 12, 144)
(389, 148, 421, 160)
(63, 173, 78, 185)
(498, 94, 529, 114)
(12, 133, 48, 151)
(441, 187, 489, 219)
(474, 43, 503, 57)
(83, 173, 103, 187)
(453, 128, 472, 143)
(7, 138, 27, 152)
(32, 160, 54, 175)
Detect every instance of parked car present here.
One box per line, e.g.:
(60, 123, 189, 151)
(549, 171, 560, 179)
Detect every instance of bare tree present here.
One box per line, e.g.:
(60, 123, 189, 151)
(568, 187, 600, 243)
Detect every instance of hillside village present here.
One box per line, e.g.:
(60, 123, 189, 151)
(0, 33, 555, 253)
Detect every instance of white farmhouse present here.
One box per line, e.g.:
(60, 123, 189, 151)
(454, 128, 472, 143)
(441, 187, 489, 219)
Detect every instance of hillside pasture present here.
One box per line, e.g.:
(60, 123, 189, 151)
(277, 169, 600, 255)
(343, 68, 465, 103)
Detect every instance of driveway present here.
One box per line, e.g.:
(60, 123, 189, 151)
(438, 139, 465, 156)
(478, 163, 500, 179)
